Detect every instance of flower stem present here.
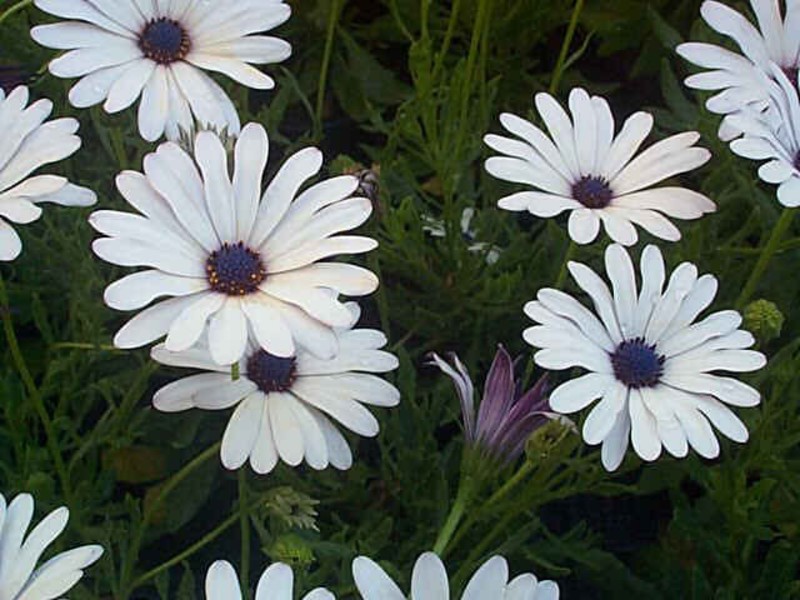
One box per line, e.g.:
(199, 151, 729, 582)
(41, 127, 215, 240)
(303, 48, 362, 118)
(238, 470, 251, 597)
(314, 0, 344, 139)
(554, 240, 576, 288)
(446, 460, 534, 553)
(432, 476, 473, 555)
(0, 274, 72, 503)
(129, 503, 255, 591)
(549, 0, 585, 95)
(120, 441, 221, 598)
(736, 208, 795, 309)
(0, 0, 32, 27)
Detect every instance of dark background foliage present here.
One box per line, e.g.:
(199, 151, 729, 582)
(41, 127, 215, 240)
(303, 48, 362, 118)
(0, 0, 798, 598)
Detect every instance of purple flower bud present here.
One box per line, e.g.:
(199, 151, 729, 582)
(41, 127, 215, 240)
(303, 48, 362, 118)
(428, 345, 554, 465)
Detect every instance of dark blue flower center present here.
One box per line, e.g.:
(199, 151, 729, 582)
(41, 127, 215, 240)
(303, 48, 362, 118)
(782, 65, 798, 88)
(611, 337, 665, 389)
(139, 18, 190, 64)
(246, 350, 297, 393)
(206, 242, 266, 296)
(571, 176, 613, 209)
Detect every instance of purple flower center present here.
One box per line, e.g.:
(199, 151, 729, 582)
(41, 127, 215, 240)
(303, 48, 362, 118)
(246, 350, 297, 393)
(782, 65, 798, 88)
(794, 151, 800, 172)
(611, 337, 665, 389)
(571, 176, 613, 209)
(139, 18, 190, 64)
(206, 242, 266, 296)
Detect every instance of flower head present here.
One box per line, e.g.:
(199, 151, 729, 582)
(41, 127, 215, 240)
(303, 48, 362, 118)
(485, 88, 715, 246)
(677, 0, 799, 140)
(31, 0, 292, 141)
(152, 303, 399, 474)
(0, 492, 103, 600)
(0, 86, 96, 261)
(428, 346, 554, 466)
(524, 244, 766, 471)
(352, 552, 559, 600)
(90, 124, 379, 365)
(726, 65, 800, 206)
(205, 560, 333, 600)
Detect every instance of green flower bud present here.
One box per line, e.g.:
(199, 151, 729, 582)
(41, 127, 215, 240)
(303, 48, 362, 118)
(744, 299, 784, 344)
(268, 534, 315, 568)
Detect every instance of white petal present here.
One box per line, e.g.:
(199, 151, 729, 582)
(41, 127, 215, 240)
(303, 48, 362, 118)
(352, 557, 405, 600)
(221, 393, 263, 470)
(629, 389, 661, 461)
(549, 372, 614, 413)
(567, 209, 600, 244)
(255, 563, 293, 600)
(411, 552, 449, 600)
(205, 560, 242, 600)
(461, 556, 508, 600)
(164, 293, 225, 352)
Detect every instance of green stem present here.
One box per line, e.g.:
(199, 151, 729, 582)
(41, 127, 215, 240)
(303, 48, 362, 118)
(129, 505, 249, 591)
(432, 476, 473, 555)
(0, 274, 72, 502)
(549, 0, 585, 95)
(0, 0, 31, 27)
(554, 240, 576, 288)
(446, 460, 534, 553)
(238, 471, 251, 596)
(120, 441, 221, 597)
(314, 0, 343, 139)
(736, 208, 795, 309)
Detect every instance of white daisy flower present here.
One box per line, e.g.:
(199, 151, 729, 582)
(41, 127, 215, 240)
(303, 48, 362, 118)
(352, 552, 559, 600)
(0, 492, 103, 600)
(524, 244, 766, 472)
(31, 0, 292, 141)
(0, 86, 96, 261)
(151, 303, 399, 474)
(677, 0, 799, 140)
(727, 64, 800, 206)
(205, 560, 334, 600)
(90, 123, 379, 365)
(485, 88, 715, 246)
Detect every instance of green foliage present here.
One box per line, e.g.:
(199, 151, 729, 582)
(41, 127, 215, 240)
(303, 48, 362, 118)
(1, 0, 799, 598)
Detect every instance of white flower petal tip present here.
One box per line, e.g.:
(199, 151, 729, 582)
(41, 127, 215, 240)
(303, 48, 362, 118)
(486, 88, 714, 244)
(32, 0, 293, 141)
(678, 0, 800, 141)
(0, 86, 92, 261)
(525, 243, 766, 469)
(93, 125, 381, 365)
(0, 492, 104, 599)
(352, 551, 559, 600)
(204, 559, 333, 600)
(722, 65, 800, 207)
(151, 315, 399, 473)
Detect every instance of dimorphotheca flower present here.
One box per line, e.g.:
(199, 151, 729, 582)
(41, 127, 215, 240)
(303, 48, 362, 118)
(485, 87, 715, 246)
(152, 304, 399, 474)
(90, 123, 378, 365)
(677, 0, 799, 140)
(31, 0, 292, 141)
(352, 552, 559, 600)
(422, 207, 502, 265)
(428, 345, 555, 466)
(524, 244, 766, 471)
(205, 560, 333, 600)
(0, 492, 103, 600)
(727, 64, 800, 207)
(0, 86, 96, 261)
